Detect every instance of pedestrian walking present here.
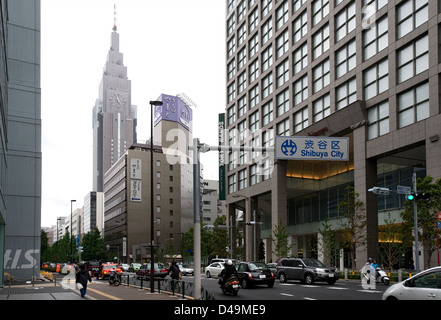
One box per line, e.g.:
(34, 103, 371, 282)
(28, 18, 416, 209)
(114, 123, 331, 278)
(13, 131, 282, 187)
(76, 264, 92, 298)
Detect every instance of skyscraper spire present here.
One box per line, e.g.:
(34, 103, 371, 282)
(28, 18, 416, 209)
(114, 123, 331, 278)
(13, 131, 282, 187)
(113, 4, 117, 32)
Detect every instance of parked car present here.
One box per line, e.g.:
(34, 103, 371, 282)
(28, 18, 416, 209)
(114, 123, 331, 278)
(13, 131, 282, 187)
(236, 262, 275, 288)
(205, 262, 225, 278)
(136, 263, 168, 279)
(178, 263, 194, 276)
(382, 266, 441, 300)
(99, 263, 122, 279)
(276, 258, 339, 285)
(128, 263, 142, 272)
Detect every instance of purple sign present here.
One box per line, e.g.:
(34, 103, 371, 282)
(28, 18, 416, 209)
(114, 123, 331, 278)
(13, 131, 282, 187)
(154, 94, 192, 131)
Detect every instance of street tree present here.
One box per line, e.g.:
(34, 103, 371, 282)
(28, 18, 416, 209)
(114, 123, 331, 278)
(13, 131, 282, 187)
(337, 186, 367, 270)
(272, 220, 292, 260)
(401, 176, 441, 269)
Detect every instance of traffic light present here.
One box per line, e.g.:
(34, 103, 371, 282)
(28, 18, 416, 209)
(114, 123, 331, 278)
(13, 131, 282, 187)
(407, 193, 430, 201)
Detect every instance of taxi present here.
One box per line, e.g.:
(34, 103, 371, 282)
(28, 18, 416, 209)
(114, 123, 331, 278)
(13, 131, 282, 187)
(99, 263, 123, 279)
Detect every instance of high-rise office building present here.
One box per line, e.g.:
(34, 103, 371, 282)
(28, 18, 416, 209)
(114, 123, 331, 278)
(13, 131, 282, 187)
(0, 0, 41, 285)
(224, 0, 441, 268)
(92, 26, 137, 192)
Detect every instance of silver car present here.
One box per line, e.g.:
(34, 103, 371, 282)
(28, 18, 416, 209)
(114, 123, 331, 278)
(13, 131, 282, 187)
(276, 258, 339, 285)
(205, 262, 225, 278)
(383, 266, 441, 300)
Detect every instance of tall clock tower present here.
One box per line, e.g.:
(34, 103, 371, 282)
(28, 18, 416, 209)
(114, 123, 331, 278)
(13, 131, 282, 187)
(92, 27, 137, 192)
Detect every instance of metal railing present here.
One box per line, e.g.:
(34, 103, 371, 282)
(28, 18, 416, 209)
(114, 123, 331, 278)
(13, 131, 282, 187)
(119, 274, 215, 300)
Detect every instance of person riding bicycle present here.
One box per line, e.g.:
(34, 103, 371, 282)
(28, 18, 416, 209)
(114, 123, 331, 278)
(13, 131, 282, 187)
(168, 260, 181, 280)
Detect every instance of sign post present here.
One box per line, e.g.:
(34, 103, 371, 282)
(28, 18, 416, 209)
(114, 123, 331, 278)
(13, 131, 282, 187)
(437, 211, 441, 266)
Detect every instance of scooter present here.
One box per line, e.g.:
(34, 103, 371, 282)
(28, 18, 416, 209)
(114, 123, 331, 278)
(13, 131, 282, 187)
(219, 275, 240, 296)
(363, 268, 390, 286)
(108, 271, 121, 286)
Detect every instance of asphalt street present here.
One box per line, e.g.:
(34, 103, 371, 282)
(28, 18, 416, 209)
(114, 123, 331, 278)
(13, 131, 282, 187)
(200, 275, 388, 300)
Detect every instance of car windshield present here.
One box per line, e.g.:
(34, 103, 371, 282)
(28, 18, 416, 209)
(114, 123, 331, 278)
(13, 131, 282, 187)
(104, 265, 117, 269)
(249, 262, 269, 271)
(302, 259, 326, 268)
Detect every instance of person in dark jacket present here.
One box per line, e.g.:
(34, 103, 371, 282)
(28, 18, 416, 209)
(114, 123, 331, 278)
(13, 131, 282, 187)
(168, 260, 181, 280)
(76, 264, 92, 298)
(219, 260, 237, 286)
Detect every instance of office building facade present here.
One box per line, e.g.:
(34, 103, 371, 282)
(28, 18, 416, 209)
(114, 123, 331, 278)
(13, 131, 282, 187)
(225, 0, 441, 268)
(0, 0, 41, 285)
(103, 94, 193, 263)
(93, 27, 137, 192)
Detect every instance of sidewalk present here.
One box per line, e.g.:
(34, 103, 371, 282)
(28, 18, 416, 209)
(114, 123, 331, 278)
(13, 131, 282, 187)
(0, 276, 184, 301)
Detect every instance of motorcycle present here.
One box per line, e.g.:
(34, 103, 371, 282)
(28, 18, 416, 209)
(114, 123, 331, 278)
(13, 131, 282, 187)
(108, 271, 121, 286)
(363, 267, 390, 286)
(219, 275, 240, 296)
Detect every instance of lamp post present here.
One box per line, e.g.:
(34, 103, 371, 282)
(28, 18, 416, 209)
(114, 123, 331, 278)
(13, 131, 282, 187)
(149, 100, 162, 293)
(70, 199, 76, 263)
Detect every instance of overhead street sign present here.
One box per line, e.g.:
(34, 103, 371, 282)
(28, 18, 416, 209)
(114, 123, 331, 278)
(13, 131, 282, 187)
(397, 185, 411, 195)
(275, 136, 349, 161)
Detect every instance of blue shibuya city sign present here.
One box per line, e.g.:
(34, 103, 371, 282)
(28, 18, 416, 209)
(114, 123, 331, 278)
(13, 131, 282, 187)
(275, 136, 349, 161)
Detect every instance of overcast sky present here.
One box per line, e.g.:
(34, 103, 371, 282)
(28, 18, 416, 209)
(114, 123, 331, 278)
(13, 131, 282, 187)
(41, 0, 226, 227)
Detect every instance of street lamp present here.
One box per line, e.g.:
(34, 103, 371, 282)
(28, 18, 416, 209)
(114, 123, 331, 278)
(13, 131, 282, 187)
(70, 199, 76, 263)
(149, 100, 162, 293)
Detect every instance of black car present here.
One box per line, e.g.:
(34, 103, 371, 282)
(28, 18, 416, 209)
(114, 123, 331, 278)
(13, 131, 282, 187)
(236, 262, 275, 289)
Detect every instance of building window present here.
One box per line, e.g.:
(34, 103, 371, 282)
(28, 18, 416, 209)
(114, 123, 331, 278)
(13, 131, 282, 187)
(249, 8, 259, 33)
(312, 24, 329, 60)
(293, 10, 307, 44)
(262, 45, 273, 72)
(276, 58, 289, 88)
(363, 0, 387, 11)
(293, 42, 308, 75)
(227, 14, 235, 36)
(249, 110, 260, 133)
(293, 0, 307, 13)
(277, 118, 290, 136)
(237, 0, 246, 22)
(249, 84, 260, 109)
(313, 93, 331, 122)
(367, 100, 389, 140)
(294, 74, 308, 105)
(261, 18, 273, 45)
(276, 28, 289, 59)
(250, 163, 260, 185)
(262, 72, 273, 99)
(249, 33, 259, 58)
(227, 36, 235, 58)
(227, 59, 236, 81)
(336, 38, 356, 78)
(262, 100, 274, 126)
(335, 1, 356, 42)
(397, 35, 428, 84)
(336, 77, 357, 110)
(238, 71, 247, 94)
(313, 58, 330, 93)
(238, 95, 247, 117)
(238, 119, 247, 141)
(239, 169, 248, 190)
(238, 47, 247, 69)
(397, 0, 428, 39)
(276, 0, 289, 30)
(276, 88, 290, 117)
(249, 59, 259, 84)
(363, 14, 388, 61)
(364, 58, 388, 100)
(398, 82, 429, 128)
(228, 105, 236, 125)
(228, 82, 236, 103)
(294, 107, 308, 133)
(262, 0, 273, 18)
(263, 128, 275, 147)
(238, 23, 247, 47)
(228, 174, 237, 194)
(312, 0, 329, 26)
